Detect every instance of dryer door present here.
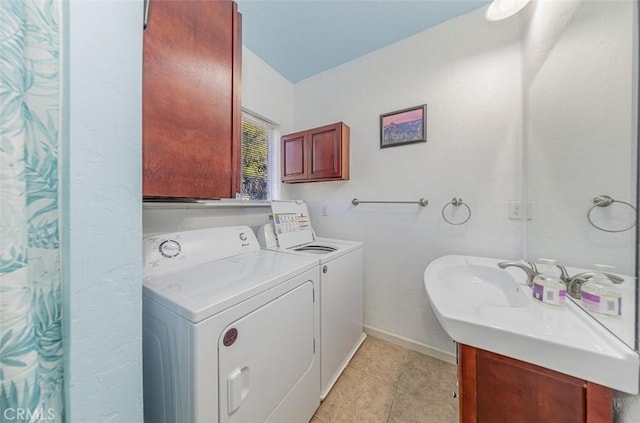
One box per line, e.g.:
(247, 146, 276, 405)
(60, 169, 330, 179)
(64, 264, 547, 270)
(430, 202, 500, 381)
(218, 280, 315, 423)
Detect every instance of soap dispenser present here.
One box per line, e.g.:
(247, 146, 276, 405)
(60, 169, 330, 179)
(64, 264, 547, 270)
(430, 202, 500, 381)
(581, 264, 622, 316)
(532, 259, 566, 306)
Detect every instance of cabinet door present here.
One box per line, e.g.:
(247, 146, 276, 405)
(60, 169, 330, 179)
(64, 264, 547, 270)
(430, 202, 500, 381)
(476, 349, 585, 422)
(281, 131, 307, 182)
(308, 123, 348, 180)
(143, 0, 241, 199)
(459, 344, 612, 423)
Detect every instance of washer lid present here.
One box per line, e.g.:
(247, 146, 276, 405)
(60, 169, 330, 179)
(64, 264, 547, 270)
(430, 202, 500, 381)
(270, 200, 315, 249)
(290, 237, 363, 263)
(143, 249, 317, 323)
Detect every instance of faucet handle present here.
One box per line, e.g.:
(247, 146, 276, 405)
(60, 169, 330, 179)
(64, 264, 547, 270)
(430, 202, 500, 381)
(556, 265, 569, 281)
(604, 273, 624, 284)
(594, 264, 624, 284)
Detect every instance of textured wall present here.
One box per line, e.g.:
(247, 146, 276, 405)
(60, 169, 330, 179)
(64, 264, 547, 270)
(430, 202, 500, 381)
(525, 0, 636, 274)
(143, 204, 272, 236)
(242, 46, 295, 135)
(62, 0, 143, 421)
(283, 7, 524, 356)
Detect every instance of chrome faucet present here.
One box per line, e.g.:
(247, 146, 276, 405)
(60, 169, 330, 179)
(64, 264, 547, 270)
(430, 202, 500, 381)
(497, 261, 539, 286)
(562, 271, 624, 299)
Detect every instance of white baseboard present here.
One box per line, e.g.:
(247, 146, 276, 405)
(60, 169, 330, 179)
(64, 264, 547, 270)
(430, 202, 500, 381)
(363, 325, 456, 365)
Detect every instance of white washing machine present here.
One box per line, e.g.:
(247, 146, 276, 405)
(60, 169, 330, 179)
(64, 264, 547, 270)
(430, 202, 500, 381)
(259, 200, 366, 400)
(142, 226, 320, 423)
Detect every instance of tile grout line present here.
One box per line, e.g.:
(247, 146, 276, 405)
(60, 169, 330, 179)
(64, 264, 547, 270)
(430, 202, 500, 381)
(385, 374, 402, 423)
(386, 351, 411, 423)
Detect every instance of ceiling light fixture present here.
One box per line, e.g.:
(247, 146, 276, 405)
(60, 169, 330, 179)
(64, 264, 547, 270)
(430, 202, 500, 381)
(485, 0, 531, 21)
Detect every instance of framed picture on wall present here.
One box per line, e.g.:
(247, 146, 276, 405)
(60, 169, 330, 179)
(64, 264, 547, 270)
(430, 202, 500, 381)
(380, 104, 427, 148)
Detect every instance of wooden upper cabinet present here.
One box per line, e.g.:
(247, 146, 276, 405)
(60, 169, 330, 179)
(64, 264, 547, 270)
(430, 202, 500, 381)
(282, 131, 307, 182)
(143, 0, 242, 199)
(458, 344, 612, 423)
(282, 122, 350, 183)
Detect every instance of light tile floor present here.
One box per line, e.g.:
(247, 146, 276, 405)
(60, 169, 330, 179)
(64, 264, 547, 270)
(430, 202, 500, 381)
(311, 336, 459, 423)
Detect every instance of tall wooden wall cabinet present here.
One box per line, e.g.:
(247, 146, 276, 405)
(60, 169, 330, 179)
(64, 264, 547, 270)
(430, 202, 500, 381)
(143, 0, 242, 199)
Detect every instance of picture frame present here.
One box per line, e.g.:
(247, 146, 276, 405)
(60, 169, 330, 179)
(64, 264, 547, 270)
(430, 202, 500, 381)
(380, 104, 427, 148)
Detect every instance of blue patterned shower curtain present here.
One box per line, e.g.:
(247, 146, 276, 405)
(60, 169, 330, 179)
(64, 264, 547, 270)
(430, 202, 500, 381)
(0, 0, 63, 422)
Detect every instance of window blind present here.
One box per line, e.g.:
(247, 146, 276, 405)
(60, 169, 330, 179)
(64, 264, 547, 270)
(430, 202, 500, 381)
(241, 110, 280, 200)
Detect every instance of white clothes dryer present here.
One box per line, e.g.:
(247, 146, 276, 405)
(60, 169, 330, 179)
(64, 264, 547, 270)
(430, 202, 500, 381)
(142, 226, 320, 423)
(259, 201, 366, 400)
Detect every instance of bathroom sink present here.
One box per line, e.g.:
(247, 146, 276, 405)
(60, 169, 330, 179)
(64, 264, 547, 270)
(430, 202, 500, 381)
(424, 255, 639, 395)
(428, 256, 530, 310)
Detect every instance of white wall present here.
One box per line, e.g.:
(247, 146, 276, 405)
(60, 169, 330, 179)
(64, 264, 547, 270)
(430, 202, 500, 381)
(283, 7, 524, 355)
(242, 46, 295, 135)
(62, 0, 143, 421)
(525, 0, 636, 274)
(143, 204, 272, 235)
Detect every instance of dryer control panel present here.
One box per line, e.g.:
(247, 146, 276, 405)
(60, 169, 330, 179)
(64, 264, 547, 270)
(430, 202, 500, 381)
(143, 226, 260, 278)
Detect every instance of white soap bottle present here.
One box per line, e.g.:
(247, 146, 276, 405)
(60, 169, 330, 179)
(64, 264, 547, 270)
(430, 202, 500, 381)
(532, 258, 566, 306)
(580, 264, 622, 316)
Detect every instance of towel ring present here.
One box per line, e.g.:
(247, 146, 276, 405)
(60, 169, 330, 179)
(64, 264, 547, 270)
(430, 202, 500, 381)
(586, 195, 637, 233)
(442, 197, 471, 225)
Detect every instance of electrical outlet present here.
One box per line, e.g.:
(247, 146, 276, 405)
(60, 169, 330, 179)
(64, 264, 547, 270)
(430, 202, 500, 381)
(508, 201, 533, 220)
(508, 201, 522, 220)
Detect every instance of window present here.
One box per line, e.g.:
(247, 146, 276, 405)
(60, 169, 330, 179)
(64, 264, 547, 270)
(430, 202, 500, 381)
(241, 110, 280, 200)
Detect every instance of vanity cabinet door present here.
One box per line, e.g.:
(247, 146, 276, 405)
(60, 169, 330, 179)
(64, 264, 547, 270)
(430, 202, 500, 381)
(458, 344, 612, 423)
(143, 0, 242, 199)
(281, 122, 350, 183)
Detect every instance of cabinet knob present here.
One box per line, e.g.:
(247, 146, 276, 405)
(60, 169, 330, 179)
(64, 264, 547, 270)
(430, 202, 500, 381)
(322, 265, 328, 274)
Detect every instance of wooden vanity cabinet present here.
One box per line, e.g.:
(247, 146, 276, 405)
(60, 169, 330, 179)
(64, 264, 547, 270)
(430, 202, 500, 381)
(458, 344, 612, 423)
(143, 0, 242, 199)
(282, 122, 350, 183)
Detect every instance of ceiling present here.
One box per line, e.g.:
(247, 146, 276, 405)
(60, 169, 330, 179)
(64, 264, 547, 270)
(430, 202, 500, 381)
(236, 0, 491, 83)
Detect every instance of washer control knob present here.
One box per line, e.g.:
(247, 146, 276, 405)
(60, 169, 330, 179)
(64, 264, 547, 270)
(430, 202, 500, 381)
(239, 232, 248, 241)
(159, 239, 181, 258)
(322, 265, 328, 274)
